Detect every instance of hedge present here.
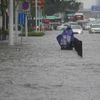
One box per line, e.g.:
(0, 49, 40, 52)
(19, 31, 45, 36)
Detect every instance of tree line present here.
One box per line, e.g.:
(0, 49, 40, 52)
(0, 0, 80, 39)
(45, 0, 81, 15)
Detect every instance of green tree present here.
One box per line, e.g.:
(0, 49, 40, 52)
(1, 0, 8, 30)
(0, 0, 8, 40)
(44, 0, 81, 15)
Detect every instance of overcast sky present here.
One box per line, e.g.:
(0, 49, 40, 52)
(76, 0, 99, 9)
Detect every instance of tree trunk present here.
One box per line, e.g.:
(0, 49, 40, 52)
(1, 0, 7, 40)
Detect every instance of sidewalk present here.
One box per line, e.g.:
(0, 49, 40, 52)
(0, 31, 100, 100)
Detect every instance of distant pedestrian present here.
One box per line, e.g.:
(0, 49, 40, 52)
(62, 25, 74, 44)
(56, 25, 74, 50)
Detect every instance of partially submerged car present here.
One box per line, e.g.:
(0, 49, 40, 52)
(56, 23, 68, 30)
(71, 25, 83, 34)
(89, 24, 100, 33)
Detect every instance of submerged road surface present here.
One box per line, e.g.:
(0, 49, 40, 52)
(0, 30, 100, 100)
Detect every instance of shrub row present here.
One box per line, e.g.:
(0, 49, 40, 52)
(0, 30, 8, 35)
(19, 31, 45, 36)
(0, 29, 45, 37)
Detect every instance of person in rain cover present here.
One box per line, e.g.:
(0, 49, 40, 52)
(60, 25, 75, 49)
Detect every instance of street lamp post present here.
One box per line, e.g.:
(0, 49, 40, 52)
(9, 0, 14, 45)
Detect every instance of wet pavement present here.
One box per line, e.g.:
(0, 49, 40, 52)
(0, 31, 100, 100)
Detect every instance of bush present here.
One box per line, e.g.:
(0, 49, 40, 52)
(3, 30, 9, 35)
(0, 30, 9, 35)
(29, 31, 45, 36)
(28, 27, 34, 32)
(20, 31, 45, 36)
(0, 29, 9, 40)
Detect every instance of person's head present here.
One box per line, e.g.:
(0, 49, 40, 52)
(67, 24, 71, 29)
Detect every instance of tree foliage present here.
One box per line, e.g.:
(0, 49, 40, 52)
(1, 0, 8, 30)
(44, 0, 81, 15)
(0, 0, 81, 30)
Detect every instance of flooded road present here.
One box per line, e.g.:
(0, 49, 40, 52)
(0, 31, 100, 100)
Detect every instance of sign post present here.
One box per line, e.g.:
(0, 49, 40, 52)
(25, 15, 28, 37)
(35, 0, 38, 31)
(21, 2, 29, 37)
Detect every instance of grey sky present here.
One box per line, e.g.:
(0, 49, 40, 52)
(76, 0, 99, 9)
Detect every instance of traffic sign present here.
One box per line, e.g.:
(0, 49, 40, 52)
(18, 13, 26, 25)
(91, 5, 100, 12)
(21, 2, 29, 10)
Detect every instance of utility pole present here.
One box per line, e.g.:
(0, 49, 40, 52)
(9, 0, 14, 45)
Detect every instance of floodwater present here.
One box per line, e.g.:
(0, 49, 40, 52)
(0, 30, 100, 100)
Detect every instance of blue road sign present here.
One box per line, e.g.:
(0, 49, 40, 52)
(91, 5, 100, 12)
(18, 13, 26, 25)
(21, 2, 29, 10)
